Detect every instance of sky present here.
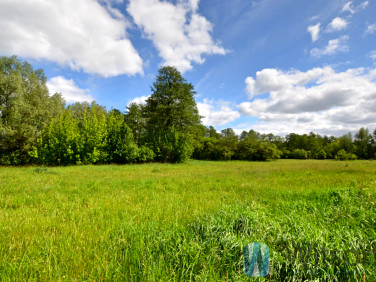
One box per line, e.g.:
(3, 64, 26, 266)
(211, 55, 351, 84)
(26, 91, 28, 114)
(1, 0, 375, 137)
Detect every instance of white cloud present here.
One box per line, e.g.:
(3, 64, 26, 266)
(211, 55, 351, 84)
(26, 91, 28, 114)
(127, 95, 149, 106)
(127, 0, 227, 73)
(307, 23, 321, 42)
(370, 50, 376, 62)
(240, 67, 376, 136)
(365, 22, 376, 34)
(245, 68, 329, 98)
(327, 17, 348, 32)
(0, 0, 143, 77)
(310, 35, 349, 57)
(341, 1, 368, 15)
(360, 1, 369, 9)
(341, 2, 354, 14)
(47, 76, 94, 103)
(197, 99, 240, 126)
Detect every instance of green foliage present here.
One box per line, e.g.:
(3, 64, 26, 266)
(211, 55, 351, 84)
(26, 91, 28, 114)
(36, 110, 82, 165)
(335, 149, 358, 160)
(124, 103, 146, 146)
(291, 149, 308, 159)
(36, 104, 142, 165)
(0, 56, 65, 164)
(1, 57, 376, 164)
(338, 132, 354, 153)
(144, 66, 202, 162)
(314, 149, 327, 159)
(237, 130, 281, 161)
(157, 126, 194, 163)
(192, 137, 219, 160)
(137, 146, 155, 162)
(106, 109, 139, 163)
(78, 102, 108, 163)
(354, 127, 373, 159)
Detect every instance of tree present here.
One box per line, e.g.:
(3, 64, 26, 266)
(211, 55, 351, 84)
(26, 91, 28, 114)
(106, 109, 139, 163)
(335, 149, 357, 161)
(143, 66, 202, 162)
(354, 127, 372, 159)
(35, 110, 82, 165)
(206, 126, 220, 139)
(0, 56, 65, 164)
(76, 102, 108, 164)
(218, 128, 238, 160)
(291, 149, 308, 159)
(237, 130, 281, 161)
(124, 102, 146, 146)
(373, 129, 376, 158)
(338, 132, 354, 153)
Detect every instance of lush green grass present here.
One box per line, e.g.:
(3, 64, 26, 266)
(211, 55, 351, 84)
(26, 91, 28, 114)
(0, 160, 375, 280)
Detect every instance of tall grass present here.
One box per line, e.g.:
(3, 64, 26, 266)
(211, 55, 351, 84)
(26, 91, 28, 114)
(0, 160, 375, 280)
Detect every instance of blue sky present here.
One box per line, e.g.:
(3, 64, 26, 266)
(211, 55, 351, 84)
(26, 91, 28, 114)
(1, 0, 375, 136)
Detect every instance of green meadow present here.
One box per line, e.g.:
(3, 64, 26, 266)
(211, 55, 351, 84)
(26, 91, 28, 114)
(0, 160, 375, 280)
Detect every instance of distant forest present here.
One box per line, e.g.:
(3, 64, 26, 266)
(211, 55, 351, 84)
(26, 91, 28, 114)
(1, 56, 375, 165)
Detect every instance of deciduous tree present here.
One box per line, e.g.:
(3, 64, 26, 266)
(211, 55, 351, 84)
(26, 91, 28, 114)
(0, 56, 65, 164)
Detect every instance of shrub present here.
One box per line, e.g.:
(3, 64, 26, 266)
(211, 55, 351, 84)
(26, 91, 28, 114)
(291, 149, 308, 159)
(335, 149, 357, 160)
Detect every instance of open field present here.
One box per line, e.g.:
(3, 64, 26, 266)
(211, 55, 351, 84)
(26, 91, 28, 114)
(0, 160, 375, 280)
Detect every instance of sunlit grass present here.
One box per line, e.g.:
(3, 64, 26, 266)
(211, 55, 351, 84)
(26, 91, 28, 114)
(0, 160, 375, 280)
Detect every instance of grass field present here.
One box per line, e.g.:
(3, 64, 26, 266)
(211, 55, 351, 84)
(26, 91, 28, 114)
(0, 160, 375, 280)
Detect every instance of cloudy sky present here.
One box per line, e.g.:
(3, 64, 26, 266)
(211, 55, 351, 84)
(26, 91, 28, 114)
(1, 0, 375, 136)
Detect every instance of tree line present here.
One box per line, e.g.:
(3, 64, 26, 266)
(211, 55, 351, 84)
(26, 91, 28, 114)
(1, 56, 375, 165)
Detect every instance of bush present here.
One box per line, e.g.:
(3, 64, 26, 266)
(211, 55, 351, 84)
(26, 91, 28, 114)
(137, 146, 155, 162)
(315, 149, 327, 159)
(291, 149, 308, 159)
(335, 149, 357, 160)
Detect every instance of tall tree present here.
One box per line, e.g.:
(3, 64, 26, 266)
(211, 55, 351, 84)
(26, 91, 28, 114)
(143, 66, 202, 162)
(77, 102, 108, 164)
(124, 102, 146, 146)
(354, 127, 372, 159)
(36, 110, 82, 165)
(338, 132, 354, 153)
(0, 56, 65, 164)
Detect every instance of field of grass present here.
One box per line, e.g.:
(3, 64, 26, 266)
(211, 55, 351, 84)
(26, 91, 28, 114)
(0, 160, 375, 280)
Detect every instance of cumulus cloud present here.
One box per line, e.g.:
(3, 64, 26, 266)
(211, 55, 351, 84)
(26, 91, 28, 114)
(47, 76, 94, 103)
(197, 99, 240, 126)
(127, 0, 227, 73)
(307, 23, 321, 42)
(245, 68, 328, 98)
(327, 17, 348, 32)
(127, 95, 149, 106)
(310, 35, 349, 57)
(240, 67, 376, 136)
(0, 0, 143, 77)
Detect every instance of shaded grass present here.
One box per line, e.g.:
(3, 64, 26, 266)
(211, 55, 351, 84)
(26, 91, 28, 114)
(0, 160, 375, 280)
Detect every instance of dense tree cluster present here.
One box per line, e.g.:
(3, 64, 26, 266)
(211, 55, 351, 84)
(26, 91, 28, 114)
(1, 56, 376, 165)
(193, 128, 376, 161)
